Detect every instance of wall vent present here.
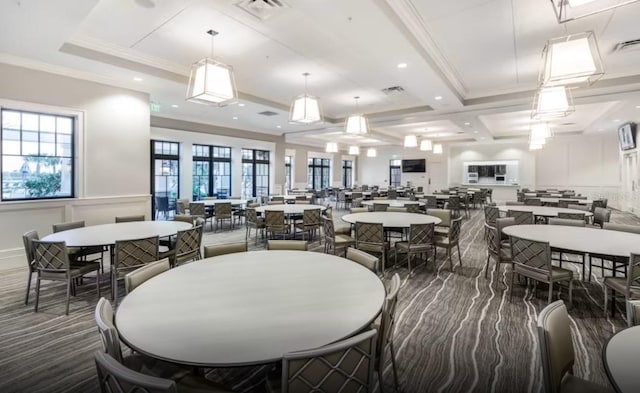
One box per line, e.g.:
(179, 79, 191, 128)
(613, 38, 640, 53)
(235, 0, 289, 20)
(258, 110, 279, 116)
(381, 86, 405, 94)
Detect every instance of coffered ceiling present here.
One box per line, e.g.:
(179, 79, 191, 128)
(1, 0, 640, 149)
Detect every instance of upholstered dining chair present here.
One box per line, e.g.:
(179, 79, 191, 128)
(556, 212, 586, 222)
(507, 209, 534, 225)
(406, 203, 422, 214)
(376, 273, 401, 392)
(52, 220, 105, 268)
(603, 222, 640, 234)
(112, 235, 159, 305)
(592, 207, 611, 228)
(176, 198, 190, 215)
(189, 202, 213, 231)
(509, 235, 573, 304)
(603, 253, 640, 320)
(484, 222, 512, 279)
(115, 215, 145, 223)
(524, 198, 542, 206)
(324, 206, 351, 235)
(22, 229, 39, 305)
(124, 258, 170, 294)
(547, 218, 587, 280)
(168, 225, 202, 267)
(294, 208, 321, 242)
(355, 222, 389, 276)
(32, 239, 101, 315)
(394, 223, 435, 276)
(214, 202, 233, 231)
(537, 301, 610, 393)
(484, 205, 500, 241)
(350, 207, 369, 214)
(445, 195, 462, 219)
(322, 217, 355, 256)
(373, 203, 388, 212)
(173, 214, 195, 225)
(426, 208, 451, 238)
(245, 208, 265, 245)
(265, 210, 289, 240)
(274, 329, 377, 393)
(434, 217, 463, 271)
(204, 242, 248, 258)
(627, 300, 640, 327)
(266, 240, 308, 251)
(346, 248, 378, 274)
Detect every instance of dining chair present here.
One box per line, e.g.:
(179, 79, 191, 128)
(265, 210, 289, 240)
(426, 208, 451, 238)
(603, 222, 640, 234)
(592, 207, 611, 228)
(588, 223, 636, 282)
(394, 223, 435, 276)
(484, 205, 500, 241)
(294, 208, 321, 242)
(556, 212, 585, 222)
(350, 207, 369, 214)
(189, 202, 213, 231)
(376, 273, 401, 393)
(170, 225, 203, 267)
(114, 215, 145, 223)
(507, 209, 534, 225)
(424, 196, 438, 209)
(434, 217, 463, 271)
(537, 301, 609, 393)
(176, 198, 190, 215)
(214, 202, 233, 231)
(245, 208, 266, 245)
(173, 214, 195, 225)
(266, 240, 308, 251)
(324, 206, 351, 235)
(627, 300, 640, 327)
(524, 198, 542, 206)
(94, 351, 179, 393)
(124, 259, 170, 294)
(603, 253, 640, 320)
(112, 235, 159, 305)
(204, 242, 248, 258)
(445, 195, 462, 219)
(373, 203, 388, 212)
(22, 230, 39, 305)
(346, 248, 378, 274)
(509, 235, 573, 304)
(355, 222, 389, 276)
(322, 217, 355, 256)
(52, 220, 105, 268)
(32, 239, 101, 315)
(405, 203, 422, 214)
(484, 222, 512, 279)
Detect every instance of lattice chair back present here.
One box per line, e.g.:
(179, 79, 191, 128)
(485, 223, 499, 257)
(626, 253, 640, 300)
(281, 329, 377, 393)
(507, 210, 534, 225)
(525, 198, 542, 206)
(246, 208, 259, 225)
(373, 203, 387, 212)
(557, 212, 585, 221)
(355, 222, 384, 247)
(94, 351, 178, 393)
(174, 226, 202, 265)
(387, 190, 397, 199)
(379, 273, 400, 363)
(176, 199, 189, 214)
(449, 217, 462, 243)
(409, 223, 434, 246)
(216, 202, 232, 219)
(557, 200, 576, 208)
(510, 235, 552, 277)
(265, 210, 288, 235)
(406, 203, 421, 214)
(303, 208, 321, 226)
(448, 195, 461, 210)
(484, 206, 499, 227)
(425, 196, 438, 209)
(189, 202, 205, 217)
(94, 297, 124, 362)
(23, 230, 39, 269)
(33, 240, 70, 272)
(323, 217, 336, 242)
(114, 236, 159, 272)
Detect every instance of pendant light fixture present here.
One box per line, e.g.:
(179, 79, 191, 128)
(186, 30, 237, 106)
(348, 146, 360, 155)
(539, 31, 604, 87)
(550, 0, 640, 23)
(366, 148, 377, 157)
(530, 123, 553, 142)
(433, 144, 443, 154)
(531, 86, 575, 120)
(345, 96, 368, 134)
(325, 142, 338, 153)
(420, 139, 433, 151)
(404, 135, 418, 148)
(290, 73, 322, 124)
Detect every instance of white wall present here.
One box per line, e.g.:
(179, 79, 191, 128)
(0, 64, 151, 267)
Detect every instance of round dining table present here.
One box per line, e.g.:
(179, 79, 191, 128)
(201, 199, 247, 206)
(502, 225, 640, 258)
(341, 212, 441, 228)
(361, 200, 425, 208)
(497, 205, 594, 218)
(254, 204, 326, 215)
(604, 326, 640, 393)
(115, 250, 385, 367)
(41, 221, 192, 247)
(538, 197, 592, 205)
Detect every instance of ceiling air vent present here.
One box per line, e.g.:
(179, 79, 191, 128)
(258, 110, 279, 116)
(235, 0, 289, 21)
(613, 38, 640, 53)
(381, 86, 405, 95)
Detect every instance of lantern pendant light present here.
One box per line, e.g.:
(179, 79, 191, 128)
(345, 96, 368, 134)
(290, 73, 322, 124)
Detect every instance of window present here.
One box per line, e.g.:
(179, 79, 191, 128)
(389, 159, 401, 188)
(342, 160, 353, 188)
(151, 141, 179, 220)
(285, 155, 292, 190)
(1, 109, 75, 201)
(307, 158, 330, 190)
(242, 149, 270, 199)
(193, 144, 231, 199)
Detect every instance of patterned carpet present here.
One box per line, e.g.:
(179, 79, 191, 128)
(1, 203, 636, 393)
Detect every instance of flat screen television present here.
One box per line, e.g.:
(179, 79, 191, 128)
(402, 159, 426, 173)
(618, 122, 636, 150)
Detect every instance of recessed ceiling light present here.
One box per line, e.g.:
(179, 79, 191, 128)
(636, 105, 640, 109)
(171, 104, 179, 108)
(397, 63, 407, 69)
(133, 77, 143, 82)
(232, 116, 238, 120)
(276, 125, 282, 129)
(434, 96, 443, 100)
(473, 130, 479, 134)
(613, 119, 620, 122)
(464, 122, 471, 126)
(238, 103, 246, 107)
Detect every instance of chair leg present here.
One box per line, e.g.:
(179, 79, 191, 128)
(448, 248, 453, 271)
(378, 371, 385, 393)
(484, 254, 490, 278)
(547, 282, 553, 304)
(65, 279, 71, 315)
(34, 275, 41, 312)
(25, 270, 33, 305)
(509, 271, 515, 302)
(96, 272, 101, 297)
(457, 244, 462, 266)
(611, 289, 616, 318)
(389, 341, 400, 390)
(568, 280, 573, 305)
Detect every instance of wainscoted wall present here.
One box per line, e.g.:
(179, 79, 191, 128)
(0, 195, 150, 269)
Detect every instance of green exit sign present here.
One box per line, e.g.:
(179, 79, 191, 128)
(150, 102, 161, 112)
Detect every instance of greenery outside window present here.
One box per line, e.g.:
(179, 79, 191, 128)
(308, 158, 330, 190)
(1, 109, 74, 201)
(193, 144, 231, 199)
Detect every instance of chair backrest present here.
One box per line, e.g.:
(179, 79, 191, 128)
(387, 207, 407, 213)
(204, 242, 248, 258)
(346, 248, 378, 273)
(557, 200, 578, 208)
(406, 203, 421, 214)
(52, 220, 85, 233)
(267, 240, 308, 251)
(272, 196, 285, 202)
(591, 199, 606, 212)
(448, 217, 462, 243)
(506, 201, 525, 206)
(22, 230, 39, 272)
(507, 210, 534, 225)
(387, 190, 397, 199)
(245, 208, 259, 225)
(424, 196, 438, 209)
(115, 215, 145, 223)
(593, 207, 611, 227)
(216, 202, 232, 218)
(496, 217, 516, 242)
(350, 207, 368, 214)
(378, 274, 400, 376)
(537, 300, 574, 393)
(556, 212, 585, 221)
(265, 210, 287, 231)
(408, 223, 435, 246)
(302, 208, 321, 226)
(114, 236, 159, 272)
(94, 297, 123, 362)
(281, 329, 377, 393)
(189, 202, 205, 217)
(485, 223, 499, 257)
(322, 217, 336, 242)
(525, 198, 542, 206)
(603, 222, 640, 234)
(174, 226, 202, 265)
(626, 253, 640, 300)
(372, 203, 387, 212)
(510, 235, 552, 277)
(94, 351, 178, 393)
(174, 214, 195, 225)
(355, 222, 384, 246)
(32, 240, 70, 272)
(627, 300, 640, 327)
(484, 206, 499, 226)
(447, 195, 461, 210)
(426, 208, 451, 227)
(176, 199, 189, 214)
(548, 218, 585, 227)
(566, 204, 589, 212)
(124, 259, 170, 294)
